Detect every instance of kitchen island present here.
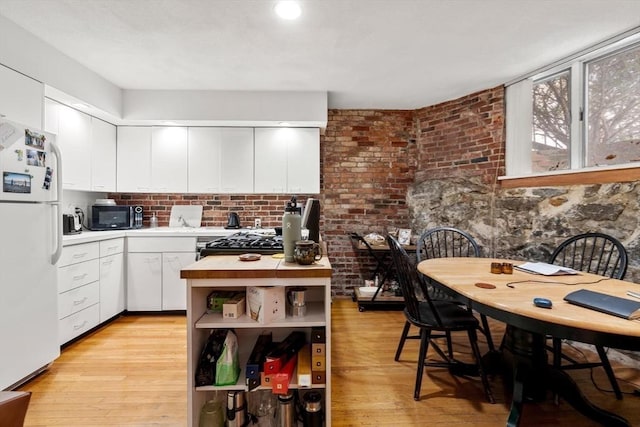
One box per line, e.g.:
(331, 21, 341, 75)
(181, 254, 332, 427)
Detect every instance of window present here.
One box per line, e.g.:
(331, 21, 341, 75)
(532, 70, 571, 172)
(505, 31, 640, 180)
(586, 43, 640, 167)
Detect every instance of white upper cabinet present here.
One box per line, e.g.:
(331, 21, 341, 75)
(91, 118, 117, 192)
(254, 128, 320, 194)
(117, 126, 188, 193)
(188, 127, 254, 193)
(219, 128, 254, 193)
(151, 126, 188, 193)
(45, 99, 116, 192)
(55, 102, 93, 191)
(188, 128, 222, 193)
(117, 126, 152, 192)
(0, 65, 43, 129)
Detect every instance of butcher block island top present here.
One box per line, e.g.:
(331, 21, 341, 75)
(180, 254, 332, 280)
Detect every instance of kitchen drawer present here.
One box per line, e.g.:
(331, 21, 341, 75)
(59, 242, 99, 267)
(58, 259, 100, 293)
(58, 281, 99, 319)
(58, 303, 99, 345)
(127, 236, 196, 252)
(100, 238, 124, 257)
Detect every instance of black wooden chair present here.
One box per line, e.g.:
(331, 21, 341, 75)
(395, 227, 495, 362)
(549, 232, 628, 400)
(386, 235, 495, 403)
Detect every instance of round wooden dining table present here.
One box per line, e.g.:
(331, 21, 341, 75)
(417, 257, 640, 427)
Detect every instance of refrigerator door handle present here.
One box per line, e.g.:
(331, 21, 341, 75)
(50, 140, 63, 265)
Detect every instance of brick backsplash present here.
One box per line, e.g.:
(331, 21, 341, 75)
(109, 86, 505, 298)
(108, 193, 315, 229)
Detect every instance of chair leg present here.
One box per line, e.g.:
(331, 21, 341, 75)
(480, 314, 496, 352)
(445, 331, 453, 358)
(468, 329, 495, 404)
(395, 321, 411, 361)
(552, 337, 562, 369)
(414, 328, 431, 401)
(596, 345, 623, 400)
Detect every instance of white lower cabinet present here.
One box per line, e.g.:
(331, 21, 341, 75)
(58, 238, 126, 345)
(99, 238, 125, 321)
(57, 242, 100, 345)
(162, 252, 197, 310)
(127, 237, 196, 311)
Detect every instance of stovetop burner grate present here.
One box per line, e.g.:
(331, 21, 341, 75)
(200, 232, 284, 256)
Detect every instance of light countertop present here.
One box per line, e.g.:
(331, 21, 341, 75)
(62, 227, 262, 246)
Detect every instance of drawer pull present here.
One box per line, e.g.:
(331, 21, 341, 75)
(72, 273, 88, 281)
(73, 297, 88, 306)
(73, 320, 88, 331)
(102, 259, 114, 266)
(107, 245, 119, 251)
(72, 253, 88, 259)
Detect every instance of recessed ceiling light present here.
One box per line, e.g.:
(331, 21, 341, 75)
(274, 1, 301, 20)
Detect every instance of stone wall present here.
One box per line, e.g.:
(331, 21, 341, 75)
(408, 177, 640, 283)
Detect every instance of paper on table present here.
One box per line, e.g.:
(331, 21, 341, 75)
(515, 262, 579, 276)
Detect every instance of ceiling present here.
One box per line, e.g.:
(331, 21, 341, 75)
(0, 0, 639, 110)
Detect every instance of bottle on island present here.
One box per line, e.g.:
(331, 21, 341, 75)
(282, 196, 301, 262)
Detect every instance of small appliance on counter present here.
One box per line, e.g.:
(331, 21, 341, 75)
(90, 204, 143, 230)
(62, 213, 82, 235)
(225, 212, 241, 229)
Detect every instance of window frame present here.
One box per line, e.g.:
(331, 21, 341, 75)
(503, 30, 640, 186)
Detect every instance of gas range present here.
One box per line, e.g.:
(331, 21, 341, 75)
(199, 232, 284, 256)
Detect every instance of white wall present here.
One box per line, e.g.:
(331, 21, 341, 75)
(122, 90, 328, 127)
(0, 14, 122, 118)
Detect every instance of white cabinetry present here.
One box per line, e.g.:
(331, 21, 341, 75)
(99, 238, 125, 321)
(57, 242, 100, 345)
(151, 126, 188, 192)
(127, 237, 196, 311)
(117, 126, 152, 192)
(254, 128, 320, 194)
(58, 238, 126, 345)
(187, 127, 254, 193)
(183, 257, 332, 427)
(91, 118, 117, 192)
(0, 64, 42, 129)
(45, 99, 117, 191)
(117, 126, 188, 193)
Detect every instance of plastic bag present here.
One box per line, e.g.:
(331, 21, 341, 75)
(215, 329, 240, 386)
(195, 329, 228, 386)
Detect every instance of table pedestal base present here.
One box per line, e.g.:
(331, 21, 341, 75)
(502, 325, 629, 427)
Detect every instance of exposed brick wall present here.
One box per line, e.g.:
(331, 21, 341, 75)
(321, 109, 417, 296)
(415, 86, 505, 185)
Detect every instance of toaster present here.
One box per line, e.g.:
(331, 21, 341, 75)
(63, 213, 82, 235)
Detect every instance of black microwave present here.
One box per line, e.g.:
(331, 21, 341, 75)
(90, 205, 143, 230)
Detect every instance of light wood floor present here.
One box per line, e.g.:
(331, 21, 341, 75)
(18, 299, 640, 426)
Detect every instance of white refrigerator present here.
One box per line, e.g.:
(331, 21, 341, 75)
(0, 117, 62, 389)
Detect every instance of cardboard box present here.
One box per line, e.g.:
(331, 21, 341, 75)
(206, 290, 236, 313)
(246, 286, 285, 324)
(223, 293, 246, 319)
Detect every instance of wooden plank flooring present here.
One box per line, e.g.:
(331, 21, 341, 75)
(17, 299, 640, 426)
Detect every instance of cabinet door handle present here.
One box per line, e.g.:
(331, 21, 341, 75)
(73, 320, 88, 330)
(73, 297, 88, 306)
